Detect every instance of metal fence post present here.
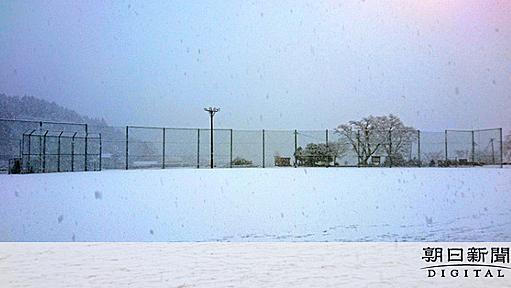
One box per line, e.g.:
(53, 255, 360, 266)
(197, 129, 200, 168)
(444, 130, 448, 162)
(417, 130, 421, 167)
(162, 128, 166, 169)
(21, 135, 25, 161)
(85, 124, 88, 171)
(491, 138, 496, 165)
(71, 132, 77, 172)
(57, 132, 63, 172)
(99, 133, 102, 171)
(389, 129, 392, 168)
(210, 123, 214, 169)
(42, 131, 48, 173)
(294, 129, 298, 167)
(27, 133, 31, 171)
(39, 133, 42, 172)
(230, 129, 233, 168)
(357, 130, 361, 167)
(499, 128, 503, 168)
(84, 133, 88, 171)
(326, 129, 329, 167)
(262, 129, 265, 168)
(471, 130, 475, 165)
(125, 126, 129, 170)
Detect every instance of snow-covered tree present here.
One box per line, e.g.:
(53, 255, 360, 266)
(294, 142, 347, 167)
(375, 115, 417, 167)
(328, 141, 350, 164)
(334, 114, 416, 166)
(334, 116, 383, 166)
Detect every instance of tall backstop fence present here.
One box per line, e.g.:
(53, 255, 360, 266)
(0, 118, 505, 173)
(20, 130, 101, 173)
(1, 118, 88, 173)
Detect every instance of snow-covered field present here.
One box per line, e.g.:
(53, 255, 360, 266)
(3, 242, 511, 288)
(0, 168, 510, 241)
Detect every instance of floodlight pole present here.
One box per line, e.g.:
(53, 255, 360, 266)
(204, 107, 220, 168)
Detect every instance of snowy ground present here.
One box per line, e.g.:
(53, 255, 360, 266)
(0, 168, 510, 241)
(2, 242, 511, 288)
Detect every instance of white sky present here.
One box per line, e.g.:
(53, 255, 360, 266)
(1, 1, 510, 132)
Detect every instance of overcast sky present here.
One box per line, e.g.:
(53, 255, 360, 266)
(0, 0, 509, 131)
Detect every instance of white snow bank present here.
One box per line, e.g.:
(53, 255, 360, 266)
(0, 168, 510, 241)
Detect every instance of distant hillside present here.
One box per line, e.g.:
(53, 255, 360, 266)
(0, 93, 107, 126)
(0, 93, 154, 171)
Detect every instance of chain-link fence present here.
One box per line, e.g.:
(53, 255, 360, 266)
(445, 129, 503, 167)
(86, 125, 126, 170)
(0, 118, 88, 172)
(19, 130, 101, 173)
(0, 118, 505, 173)
(116, 127, 505, 169)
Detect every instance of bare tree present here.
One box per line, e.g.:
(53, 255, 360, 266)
(375, 114, 417, 167)
(335, 114, 416, 166)
(328, 140, 350, 164)
(334, 116, 383, 166)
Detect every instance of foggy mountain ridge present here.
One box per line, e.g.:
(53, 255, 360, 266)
(0, 93, 107, 126)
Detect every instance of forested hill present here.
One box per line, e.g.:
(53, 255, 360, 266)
(0, 93, 107, 126)
(0, 94, 147, 170)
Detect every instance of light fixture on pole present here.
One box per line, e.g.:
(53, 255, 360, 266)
(204, 107, 220, 168)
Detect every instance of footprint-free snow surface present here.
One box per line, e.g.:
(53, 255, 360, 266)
(1, 168, 510, 241)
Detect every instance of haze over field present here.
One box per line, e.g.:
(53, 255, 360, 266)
(0, 1, 510, 131)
